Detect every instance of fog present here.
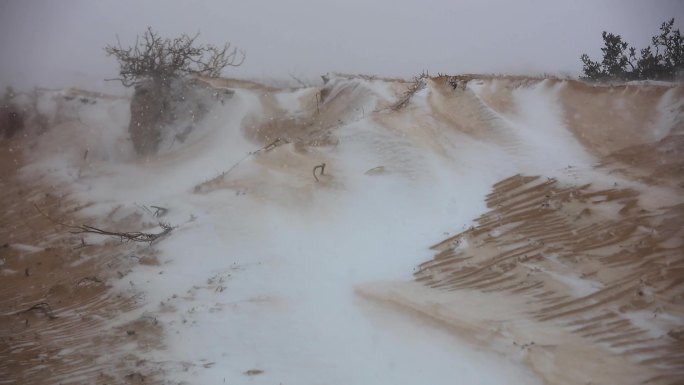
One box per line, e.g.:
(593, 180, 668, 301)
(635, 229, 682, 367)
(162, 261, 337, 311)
(0, 0, 682, 91)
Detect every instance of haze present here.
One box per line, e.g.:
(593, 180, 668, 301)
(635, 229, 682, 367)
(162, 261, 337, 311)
(0, 0, 681, 91)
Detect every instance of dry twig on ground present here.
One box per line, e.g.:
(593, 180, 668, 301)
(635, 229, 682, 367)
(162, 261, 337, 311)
(136, 203, 169, 218)
(34, 204, 175, 244)
(313, 163, 326, 182)
(392, 71, 429, 110)
(193, 137, 288, 193)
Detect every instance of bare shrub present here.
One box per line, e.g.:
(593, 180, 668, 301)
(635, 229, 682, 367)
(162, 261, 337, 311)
(105, 28, 245, 155)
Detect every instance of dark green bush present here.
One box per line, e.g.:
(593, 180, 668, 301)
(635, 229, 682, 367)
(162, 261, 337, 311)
(581, 18, 683, 81)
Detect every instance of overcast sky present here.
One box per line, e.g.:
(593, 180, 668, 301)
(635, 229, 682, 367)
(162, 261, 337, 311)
(0, 0, 681, 91)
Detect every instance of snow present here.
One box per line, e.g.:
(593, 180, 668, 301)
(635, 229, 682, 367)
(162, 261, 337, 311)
(468, 79, 596, 182)
(96, 105, 527, 383)
(22, 76, 676, 384)
(109, 186, 538, 384)
(274, 87, 311, 114)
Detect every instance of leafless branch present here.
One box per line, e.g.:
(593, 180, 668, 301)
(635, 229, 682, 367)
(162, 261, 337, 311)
(104, 27, 245, 87)
(69, 223, 174, 243)
(193, 138, 288, 193)
(34, 204, 175, 244)
(392, 71, 429, 110)
(150, 205, 168, 217)
(135, 203, 169, 218)
(288, 72, 310, 88)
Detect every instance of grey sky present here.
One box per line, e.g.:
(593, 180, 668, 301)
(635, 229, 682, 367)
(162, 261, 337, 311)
(0, 0, 682, 91)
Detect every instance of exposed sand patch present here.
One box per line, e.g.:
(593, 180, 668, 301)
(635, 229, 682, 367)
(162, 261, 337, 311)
(559, 82, 684, 157)
(361, 168, 683, 384)
(599, 133, 684, 189)
(425, 78, 516, 145)
(0, 140, 163, 384)
(463, 77, 543, 117)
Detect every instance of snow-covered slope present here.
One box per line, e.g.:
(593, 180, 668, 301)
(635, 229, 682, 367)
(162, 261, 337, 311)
(4, 75, 683, 385)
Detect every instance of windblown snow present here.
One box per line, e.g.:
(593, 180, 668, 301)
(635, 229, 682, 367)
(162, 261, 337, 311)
(2, 74, 683, 385)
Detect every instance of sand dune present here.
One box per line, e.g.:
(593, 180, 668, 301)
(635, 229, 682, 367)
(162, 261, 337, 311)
(1, 74, 682, 384)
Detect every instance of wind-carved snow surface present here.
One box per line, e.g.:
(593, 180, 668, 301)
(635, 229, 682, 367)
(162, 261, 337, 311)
(467, 79, 596, 177)
(20, 75, 647, 384)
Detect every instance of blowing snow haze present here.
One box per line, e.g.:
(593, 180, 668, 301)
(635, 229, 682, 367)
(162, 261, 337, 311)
(1, 1, 684, 385)
(0, 0, 682, 90)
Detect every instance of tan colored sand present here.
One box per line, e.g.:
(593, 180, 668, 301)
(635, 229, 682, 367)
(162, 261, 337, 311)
(358, 75, 684, 385)
(0, 139, 162, 384)
(560, 82, 683, 157)
(363, 168, 683, 384)
(6, 74, 682, 384)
